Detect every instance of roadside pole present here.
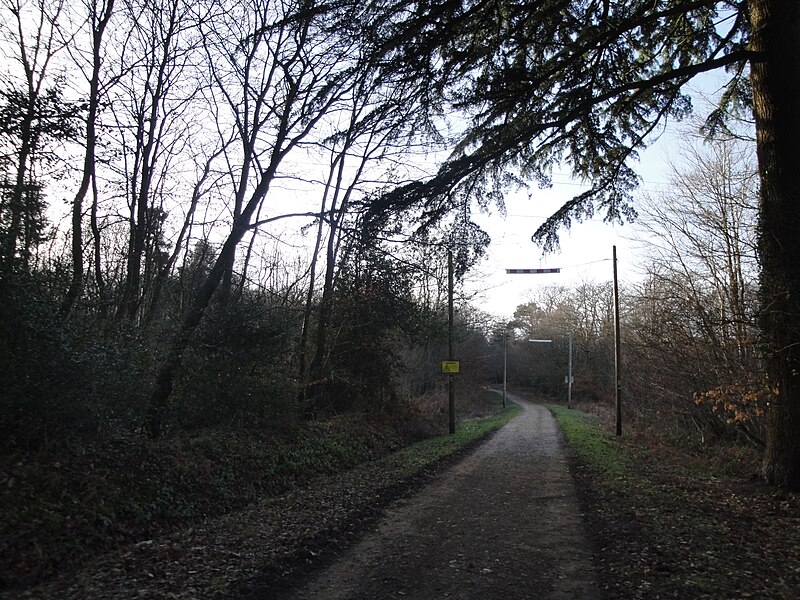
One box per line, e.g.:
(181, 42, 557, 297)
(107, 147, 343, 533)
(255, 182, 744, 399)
(613, 245, 622, 436)
(448, 249, 456, 435)
(506, 261, 560, 409)
(567, 331, 573, 409)
(502, 327, 507, 408)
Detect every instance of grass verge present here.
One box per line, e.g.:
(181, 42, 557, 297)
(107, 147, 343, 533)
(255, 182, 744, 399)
(545, 404, 628, 478)
(546, 403, 800, 600)
(391, 401, 520, 478)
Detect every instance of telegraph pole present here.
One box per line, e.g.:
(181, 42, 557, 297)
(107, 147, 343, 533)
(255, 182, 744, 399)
(612, 245, 622, 436)
(502, 327, 507, 408)
(567, 331, 573, 409)
(448, 249, 456, 434)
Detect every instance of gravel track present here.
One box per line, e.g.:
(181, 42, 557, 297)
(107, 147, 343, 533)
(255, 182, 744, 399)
(276, 393, 600, 600)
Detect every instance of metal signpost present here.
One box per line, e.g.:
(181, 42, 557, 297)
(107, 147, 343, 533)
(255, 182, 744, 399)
(504, 266, 559, 404)
(506, 249, 621, 433)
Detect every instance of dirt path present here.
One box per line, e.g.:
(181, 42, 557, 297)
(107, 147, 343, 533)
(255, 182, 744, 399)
(275, 394, 600, 600)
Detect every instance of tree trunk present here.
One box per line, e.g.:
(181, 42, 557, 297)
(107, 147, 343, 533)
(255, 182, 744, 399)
(119, 207, 141, 318)
(1, 105, 34, 274)
(307, 207, 338, 412)
(297, 196, 327, 401)
(142, 143, 284, 436)
(60, 164, 89, 317)
(59, 0, 114, 318)
(143, 221, 246, 437)
(298, 154, 346, 407)
(90, 177, 107, 315)
(749, 0, 800, 489)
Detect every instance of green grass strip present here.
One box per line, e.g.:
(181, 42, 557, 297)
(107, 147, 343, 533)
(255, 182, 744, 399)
(390, 403, 520, 477)
(546, 404, 629, 478)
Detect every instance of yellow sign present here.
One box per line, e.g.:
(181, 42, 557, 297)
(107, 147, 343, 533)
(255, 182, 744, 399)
(441, 360, 460, 374)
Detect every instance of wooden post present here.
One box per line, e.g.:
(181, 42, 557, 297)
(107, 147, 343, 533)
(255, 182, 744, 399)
(448, 249, 456, 434)
(502, 327, 507, 408)
(613, 245, 622, 436)
(567, 331, 573, 409)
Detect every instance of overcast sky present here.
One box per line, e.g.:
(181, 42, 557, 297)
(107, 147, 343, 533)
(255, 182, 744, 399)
(463, 132, 680, 319)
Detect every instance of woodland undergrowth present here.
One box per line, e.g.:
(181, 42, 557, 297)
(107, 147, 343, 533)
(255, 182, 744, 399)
(0, 388, 510, 596)
(548, 402, 800, 600)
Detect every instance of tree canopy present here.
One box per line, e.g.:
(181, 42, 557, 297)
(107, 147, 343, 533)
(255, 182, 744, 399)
(365, 0, 800, 489)
(2, 0, 800, 489)
(368, 0, 752, 248)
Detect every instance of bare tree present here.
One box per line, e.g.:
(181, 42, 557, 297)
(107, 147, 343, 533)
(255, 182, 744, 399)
(629, 134, 761, 441)
(58, 0, 115, 316)
(144, 136, 233, 323)
(301, 65, 429, 408)
(507, 283, 614, 400)
(108, 0, 203, 320)
(143, 0, 377, 436)
(635, 135, 759, 368)
(0, 0, 77, 276)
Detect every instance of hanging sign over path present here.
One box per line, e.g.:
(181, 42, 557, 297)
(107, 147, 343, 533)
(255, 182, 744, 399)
(505, 268, 561, 274)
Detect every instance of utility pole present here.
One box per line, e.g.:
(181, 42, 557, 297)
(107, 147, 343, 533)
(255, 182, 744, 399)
(448, 249, 456, 434)
(502, 327, 507, 408)
(567, 331, 573, 409)
(612, 245, 622, 436)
